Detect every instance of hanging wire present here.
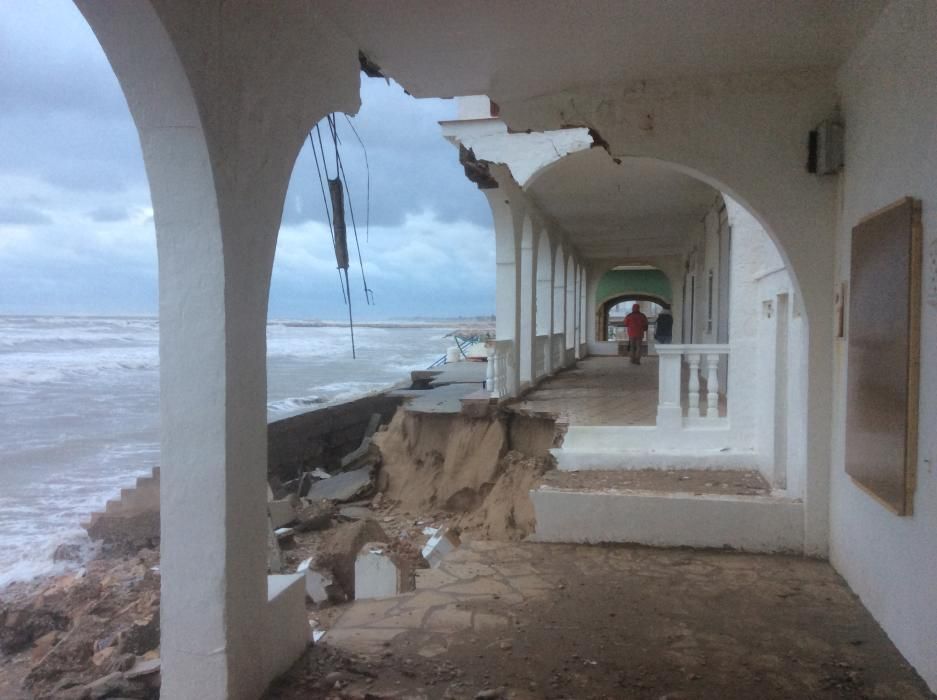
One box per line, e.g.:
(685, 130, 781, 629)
(304, 112, 376, 356)
(337, 154, 374, 305)
(343, 114, 371, 243)
(308, 131, 348, 305)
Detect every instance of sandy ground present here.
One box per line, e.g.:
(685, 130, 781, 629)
(266, 540, 934, 700)
(541, 468, 771, 496)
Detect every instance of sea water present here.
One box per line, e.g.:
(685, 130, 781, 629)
(0, 315, 453, 587)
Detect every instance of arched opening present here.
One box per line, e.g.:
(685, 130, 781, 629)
(593, 266, 673, 342)
(519, 148, 809, 500)
(601, 295, 670, 342)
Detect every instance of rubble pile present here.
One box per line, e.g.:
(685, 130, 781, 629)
(0, 406, 556, 697)
(0, 551, 161, 699)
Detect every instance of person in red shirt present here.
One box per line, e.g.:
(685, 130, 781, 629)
(624, 303, 649, 365)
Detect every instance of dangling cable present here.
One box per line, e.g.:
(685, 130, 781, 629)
(309, 132, 347, 305)
(344, 114, 371, 243)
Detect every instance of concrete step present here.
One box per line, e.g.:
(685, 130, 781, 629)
(530, 471, 803, 553)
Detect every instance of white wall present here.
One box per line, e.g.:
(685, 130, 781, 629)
(831, 0, 937, 691)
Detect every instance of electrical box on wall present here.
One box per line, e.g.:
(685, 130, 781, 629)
(807, 118, 844, 175)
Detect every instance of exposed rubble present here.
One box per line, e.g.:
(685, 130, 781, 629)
(0, 402, 561, 698)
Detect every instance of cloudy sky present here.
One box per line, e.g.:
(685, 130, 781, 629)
(0, 2, 495, 320)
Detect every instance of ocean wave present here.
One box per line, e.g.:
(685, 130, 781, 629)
(266, 395, 325, 413)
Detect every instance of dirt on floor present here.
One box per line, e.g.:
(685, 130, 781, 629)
(541, 468, 771, 497)
(266, 542, 935, 700)
(373, 409, 555, 541)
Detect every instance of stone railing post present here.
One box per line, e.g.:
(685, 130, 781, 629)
(656, 346, 684, 431)
(705, 353, 721, 419)
(687, 352, 702, 418)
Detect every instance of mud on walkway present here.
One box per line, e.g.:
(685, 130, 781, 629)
(267, 540, 934, 699)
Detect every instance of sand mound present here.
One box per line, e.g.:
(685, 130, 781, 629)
(373, 409, 554, 539)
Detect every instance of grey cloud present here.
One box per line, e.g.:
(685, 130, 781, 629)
(0, 206, 52, 226)
(87, 206, 129, 223)
(1, 3, 496, 319)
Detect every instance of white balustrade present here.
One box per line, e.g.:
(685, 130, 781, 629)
(656, 344, 730, 426)
(487, 339, 517, 400)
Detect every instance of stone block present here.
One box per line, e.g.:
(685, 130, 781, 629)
(421, 528, 461, 569)
(315, 519, 389, 598)
(354, 543, 415, 600)
(268, 498, 297, 529)
(297, 558, 335, 604)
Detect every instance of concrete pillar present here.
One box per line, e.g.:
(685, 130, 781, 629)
(76, 4, 359, 697)
(566, 256, 576, 350)
(519, 218, 537, 385)
(536, 230, 554, 373)
(486, 190, 522, 394)
(553, 248, 566, 367)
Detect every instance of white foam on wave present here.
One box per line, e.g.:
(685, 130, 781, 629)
(266, 395, 325, 413)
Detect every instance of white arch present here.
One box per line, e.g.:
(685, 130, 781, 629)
(76, 3, 360, 696)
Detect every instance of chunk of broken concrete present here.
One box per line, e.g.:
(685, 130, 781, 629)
(294, 499, 333, 532)
(306, 465, 374, 503)
(421, 528, 461, 569)
(124, 656, 161, 679)
(354, 543, 415, 600)
(268, 497, 298, 529)
(315, 519, 389, 599)
(297, 558, 337, 604)
(274, 527, 295, 542)
(338, 505, 374, 521)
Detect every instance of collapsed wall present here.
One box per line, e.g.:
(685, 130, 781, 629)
(374, 407, 557, 540)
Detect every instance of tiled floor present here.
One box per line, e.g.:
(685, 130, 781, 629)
(279, 540, 935, 699)
(509, 356, 660, 426)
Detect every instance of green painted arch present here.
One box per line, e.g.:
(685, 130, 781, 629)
(595, 269, 672, 305)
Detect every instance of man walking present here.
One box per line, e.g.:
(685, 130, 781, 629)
(625, 303, 649, 365)
(655, 306, 674, 344)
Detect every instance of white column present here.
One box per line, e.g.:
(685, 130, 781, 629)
(519, 220, 537, 386)
(486, 190, 522, 396)
(536, 232, 554, 374)
(656, 348, 684, 431)
(78, 4, 359, 697)
(553, 249, 567, 368)
(566, 257, 575, 352)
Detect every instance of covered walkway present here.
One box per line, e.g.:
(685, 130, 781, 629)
(508, 356, 658, 426)
(507, 355, 727, 428)
(268, 540, 934, 700)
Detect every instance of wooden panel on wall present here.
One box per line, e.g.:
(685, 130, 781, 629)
(845, 197, 922, 515)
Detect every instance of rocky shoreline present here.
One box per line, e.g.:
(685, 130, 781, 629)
(0, 399, 556, 699)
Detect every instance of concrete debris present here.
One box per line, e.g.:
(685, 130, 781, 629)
(124, 657, 161, 679)
(315, 519, 389, 599)
(274, 527, 296, 541)
(306, 465, 375, 503)
(268, 496, 298, 529)
(297, 558, 337, 604)
(340, 413, 383, 470)
(293, 499, 333, 532)
(354, 543, 415, 600)
(312, 629, 326, 643)
(339, 506, 375, 521)
(421, 527, 461, 569)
